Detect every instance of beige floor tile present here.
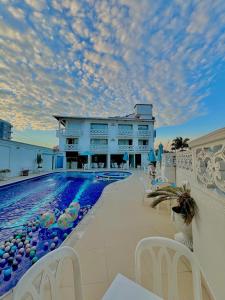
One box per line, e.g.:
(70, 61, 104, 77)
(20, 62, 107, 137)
(82, 282, 110, 300)
(76, 248, 108, 285)
(105, 240, 135, 283)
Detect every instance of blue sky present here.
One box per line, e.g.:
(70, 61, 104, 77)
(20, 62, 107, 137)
(0, 0, 225, 149)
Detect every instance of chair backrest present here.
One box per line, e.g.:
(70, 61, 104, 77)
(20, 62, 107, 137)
(135, 237, 203, 300)
(155, 175, 169, 183)
(13, 246, 83, 300)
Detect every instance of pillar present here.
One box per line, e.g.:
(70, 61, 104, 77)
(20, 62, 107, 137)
(88, 155, 91, 169)
(107, 154, 111, 169)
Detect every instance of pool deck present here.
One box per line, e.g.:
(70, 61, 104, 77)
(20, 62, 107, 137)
(1, 170, 211, 300)
(65, 170, 211, 300)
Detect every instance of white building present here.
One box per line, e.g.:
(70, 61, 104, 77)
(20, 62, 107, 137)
(0, 119, 12, 140)
(54, 104, 156, 169)
(0, 139, 64, 177)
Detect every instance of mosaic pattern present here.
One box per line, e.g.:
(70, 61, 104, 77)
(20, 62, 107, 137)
(0, 171, 130, 296)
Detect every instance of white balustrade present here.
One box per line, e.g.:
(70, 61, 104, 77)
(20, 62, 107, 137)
(64, 144, 79, 151)
(90, 129, 108, 135)
(118, 129, 133, 136)
(118, 145, 134, 151)
(136, 145, 149, 151)
(137, 130, 151, 137)
(176, 151, 193, 171)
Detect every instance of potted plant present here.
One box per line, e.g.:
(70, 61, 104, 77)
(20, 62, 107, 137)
(147, 184, 198, 249)
(0, 169, 10, 180)
(36, 153, 43, 169)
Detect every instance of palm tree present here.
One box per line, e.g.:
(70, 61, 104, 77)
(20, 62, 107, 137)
(147, 185, 197, 225)
(171, 137, 189, 151)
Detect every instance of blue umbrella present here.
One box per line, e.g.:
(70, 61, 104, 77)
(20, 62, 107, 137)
(157, 143, 164, 162)
(148, 148, 156, 163)
(123, 152, 129, 161)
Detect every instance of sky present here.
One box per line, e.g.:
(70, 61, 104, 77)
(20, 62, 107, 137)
(0, 0, 225, 149)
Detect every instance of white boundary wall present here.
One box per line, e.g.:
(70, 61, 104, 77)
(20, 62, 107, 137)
(0, 139, 55, 177)
(162, 128, 225, 300)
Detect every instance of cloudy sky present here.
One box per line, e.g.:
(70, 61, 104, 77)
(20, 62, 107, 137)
(0, 0, 225, 147)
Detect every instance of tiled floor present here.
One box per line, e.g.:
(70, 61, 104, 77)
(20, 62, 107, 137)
(65, 171, 212, 300)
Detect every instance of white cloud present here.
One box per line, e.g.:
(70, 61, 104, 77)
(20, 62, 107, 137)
(0, 0, 225, 130)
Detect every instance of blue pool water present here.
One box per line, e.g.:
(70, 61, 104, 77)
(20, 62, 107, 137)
(0, 171, 130, 296)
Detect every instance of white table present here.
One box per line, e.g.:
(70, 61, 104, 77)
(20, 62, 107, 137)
(102, 274, 163, 300)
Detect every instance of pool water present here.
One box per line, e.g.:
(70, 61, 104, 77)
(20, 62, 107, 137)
(0, 171, 130, 296)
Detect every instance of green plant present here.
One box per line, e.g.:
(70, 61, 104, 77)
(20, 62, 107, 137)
(147, 184, 197, 225)
(171, 137, 190, 151)
(0, 169, 10, 173)
(36, 154, 43, 168)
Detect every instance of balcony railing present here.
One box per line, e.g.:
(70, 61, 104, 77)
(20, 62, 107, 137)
(136, 145, 149, 152)
(118, 129, 133, 136)
(64, 144, 79, 151)
(56, 129, 82, 137)
(90, 129, 108, 136)
(118, 145, 134, 151)
(90, 144, 108, 152)
(137, 130, 150, 137)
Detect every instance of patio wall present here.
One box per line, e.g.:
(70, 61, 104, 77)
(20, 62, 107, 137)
(0, 139, 56, 177)
(162, 128, 225, 300)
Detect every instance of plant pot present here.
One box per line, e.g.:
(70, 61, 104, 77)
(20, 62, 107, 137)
(172, 207, 193, 250)
(0, 173, 6, 181)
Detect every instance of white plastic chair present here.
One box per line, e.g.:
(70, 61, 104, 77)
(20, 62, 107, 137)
(135, 237, 203, 300)
(13, 246, 83, 300)
(83, 163, 88, 170)
(139, 177, 153, 205)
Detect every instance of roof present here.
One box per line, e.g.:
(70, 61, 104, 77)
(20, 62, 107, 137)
(134, 103, 153, 108)
(53, 114, 155, 125)
(0, 138, 53, 151)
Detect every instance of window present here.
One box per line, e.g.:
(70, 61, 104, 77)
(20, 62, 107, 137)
(138, 125, 148, 130)
(90, 139, 108, 145)
(118, 139, 133, 145)
(138, 139, 148, 145)
(118, 124, 133, 130)
(90, 123, 108, 130)
(66, 138, 78, 144)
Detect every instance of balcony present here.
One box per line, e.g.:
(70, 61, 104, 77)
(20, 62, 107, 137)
(90, 144, 108, 152)
(136, 145, 149, 152)
(117, 129, 133, 136)
(137, 130, 150, 137)
(64, 144, 79, 151)
(56, 129, 82, 137)
(90, 129, 108, 136)
(118, 145, 134, 152)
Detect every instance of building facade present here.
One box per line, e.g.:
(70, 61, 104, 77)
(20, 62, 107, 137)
(54, 104, 156, 169)
(0, 139, 65, 177)
(0, 119, 12, 140)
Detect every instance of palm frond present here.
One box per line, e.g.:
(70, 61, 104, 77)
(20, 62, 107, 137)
(151, 196, 178, 208)
(157, 186, 181, 195)
(147, 190, 178, 198)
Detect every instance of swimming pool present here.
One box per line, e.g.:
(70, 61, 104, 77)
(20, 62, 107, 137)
(0, 171, 130, 296)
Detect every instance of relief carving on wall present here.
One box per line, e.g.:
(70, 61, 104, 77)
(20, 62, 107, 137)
(195, 144, 225, 193)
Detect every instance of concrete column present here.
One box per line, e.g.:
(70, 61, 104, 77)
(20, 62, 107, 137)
(107, 154, 111, 169)
(88, 155, 91, 169)
(63, 155, 67, 170)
